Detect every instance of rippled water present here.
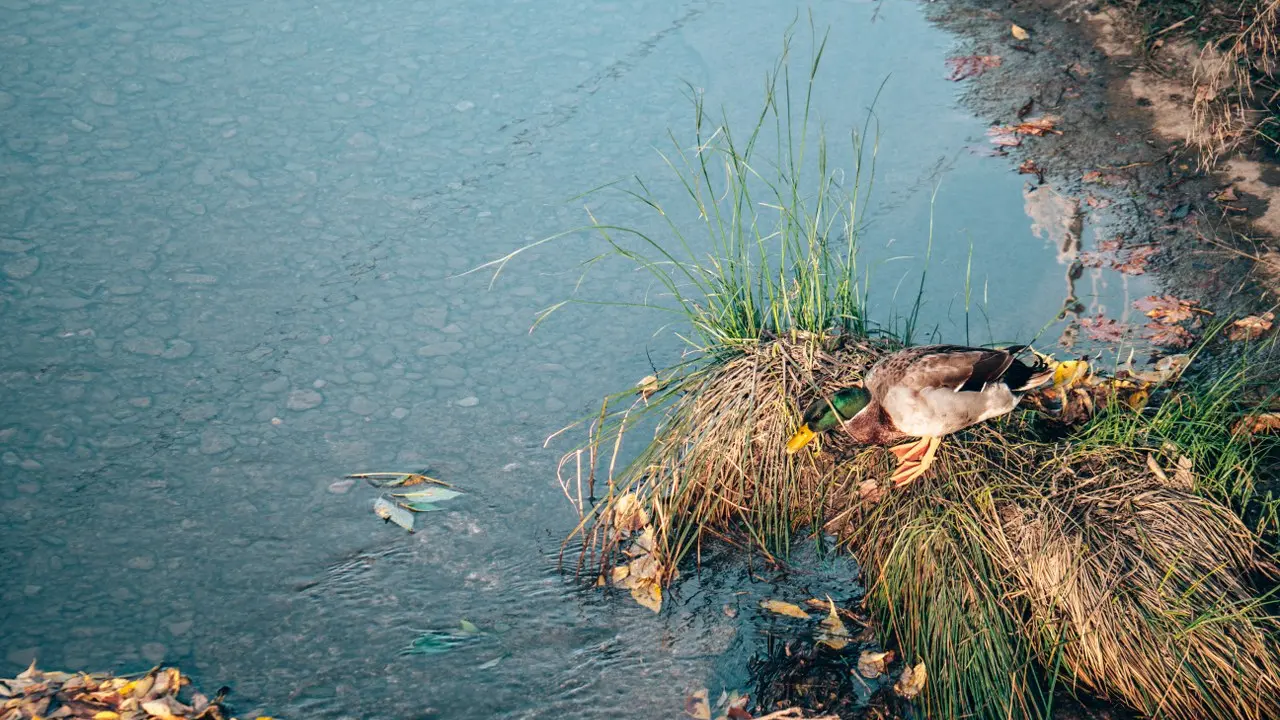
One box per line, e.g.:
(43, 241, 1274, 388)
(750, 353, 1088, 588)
(0, 0, 1148, 718)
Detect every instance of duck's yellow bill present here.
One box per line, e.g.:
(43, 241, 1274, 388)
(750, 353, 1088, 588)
(785, 424, 817, 454)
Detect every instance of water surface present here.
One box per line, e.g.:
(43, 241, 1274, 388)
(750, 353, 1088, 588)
(0, 1, 1144, 717)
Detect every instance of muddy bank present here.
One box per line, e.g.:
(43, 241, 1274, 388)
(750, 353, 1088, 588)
(928, 0, 1280, 348)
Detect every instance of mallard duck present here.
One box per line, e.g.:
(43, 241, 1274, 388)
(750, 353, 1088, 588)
(786, 345, 1053, 487)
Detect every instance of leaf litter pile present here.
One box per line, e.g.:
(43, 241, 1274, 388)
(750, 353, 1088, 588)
(1, 663, 264, 720)
(559, 334, 1280, 720)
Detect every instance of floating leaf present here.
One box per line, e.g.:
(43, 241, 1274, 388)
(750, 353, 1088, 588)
(760, 599, 810, 619)
(1134, 295, 1201, 324)
(400, 502, 441, 512)
(1080, 316, 1130, 343)
(946, 54, 1002, 81)
(392, 487, 462, 503)
(816, 597, 850, 650)
(373, 496, 415, 532)
(685, 688, 712, 720)
(1011, 23, 1030, 40)
(350, 471, 446, 488)
(894, 662, 928, 699)
(1227, 312, 1274, 341)
(401, 628, 478, 656)
(987, 126, 1022, 147)
(477, 656, 503, 670)
(857, 650, 894, 678)
(636, 374, 660, 399)
(630, 578, 662, 613)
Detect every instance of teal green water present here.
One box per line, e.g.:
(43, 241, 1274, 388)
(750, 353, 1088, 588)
(0, 1, 1148, 717)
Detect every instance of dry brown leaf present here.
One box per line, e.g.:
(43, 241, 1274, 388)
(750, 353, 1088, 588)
(1234, 412, 1280, 435)
(1012, 116, 1061, 136)
(987, 126, 1022, 147)
(1144, 322, 1194, 349)
(946, 54, 1002, 81)
(1113, 245, 1158, 275)
(894, 662, 928, 699)
(636, 374, 660, 399)
(760, 599, 810, 619)
(1011, 23, 1030, 40)
(1227, 312, 1274, 341)
(856, 650, 894, 678)
(1079, 316, 1130, 343)
(611, 493, 650, 534)
(685, 688, 712, 720)
(1134, 295, 1201, 323)
(816, 597, 850, 650)
(1172, 455, 1195, 491)
(631, 578, 662, 613)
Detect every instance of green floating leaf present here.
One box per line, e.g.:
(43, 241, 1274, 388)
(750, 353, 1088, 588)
(373, 497, 415, 532)
(393, 487, 463, 503)
(400, 502, 442, 513)
(400, 621, 483, 656)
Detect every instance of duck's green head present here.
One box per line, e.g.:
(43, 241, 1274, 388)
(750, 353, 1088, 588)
(785, 387, 870, 454)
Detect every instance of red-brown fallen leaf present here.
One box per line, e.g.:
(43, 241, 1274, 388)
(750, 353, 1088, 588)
(1212, 187, 1239, 202)
(1018, 158, 1044, 176)
(946, 54, 1002, 80)
(1227, 312, 1274, 341)
(1144, 322, 1195, 348)
(1078, 250, 1108, 268)
(987, 126, 1022, 147)
(1097, 237, 1124, 252)
(1234, 412, 1280, 436)
(1082, 170, 1104, 183)
(1011, 116, 1062, 136)
(1113, 245, 1158, 275)
(1080, 315, 1131, 343)
(1134, 295, 1201, 323)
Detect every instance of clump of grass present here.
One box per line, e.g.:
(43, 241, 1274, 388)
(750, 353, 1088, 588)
(573, 335, 1280, 720)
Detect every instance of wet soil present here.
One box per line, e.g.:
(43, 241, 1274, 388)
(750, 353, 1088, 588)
(927, 0, 1280, 345)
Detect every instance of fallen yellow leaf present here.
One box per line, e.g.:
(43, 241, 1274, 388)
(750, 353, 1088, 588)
(1053, 359, 1089, 387)
(93, 713, 120, 720)
(631, 578, 662, 613)
(816, 597, 850, 650)
(684, 689, 711, 720)
(1126, 389, 1149, 411)
(1011, 23, 1030, 40)
(857, 649, 894, 678)
(894, 661, 928, 699)
(760, 599, 810, 619)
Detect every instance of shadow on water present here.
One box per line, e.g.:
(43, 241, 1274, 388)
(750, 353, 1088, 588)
(0, 0, 1156, 718)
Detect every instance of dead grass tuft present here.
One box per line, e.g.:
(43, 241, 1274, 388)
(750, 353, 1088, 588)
(1188, 0, 1280, 166)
